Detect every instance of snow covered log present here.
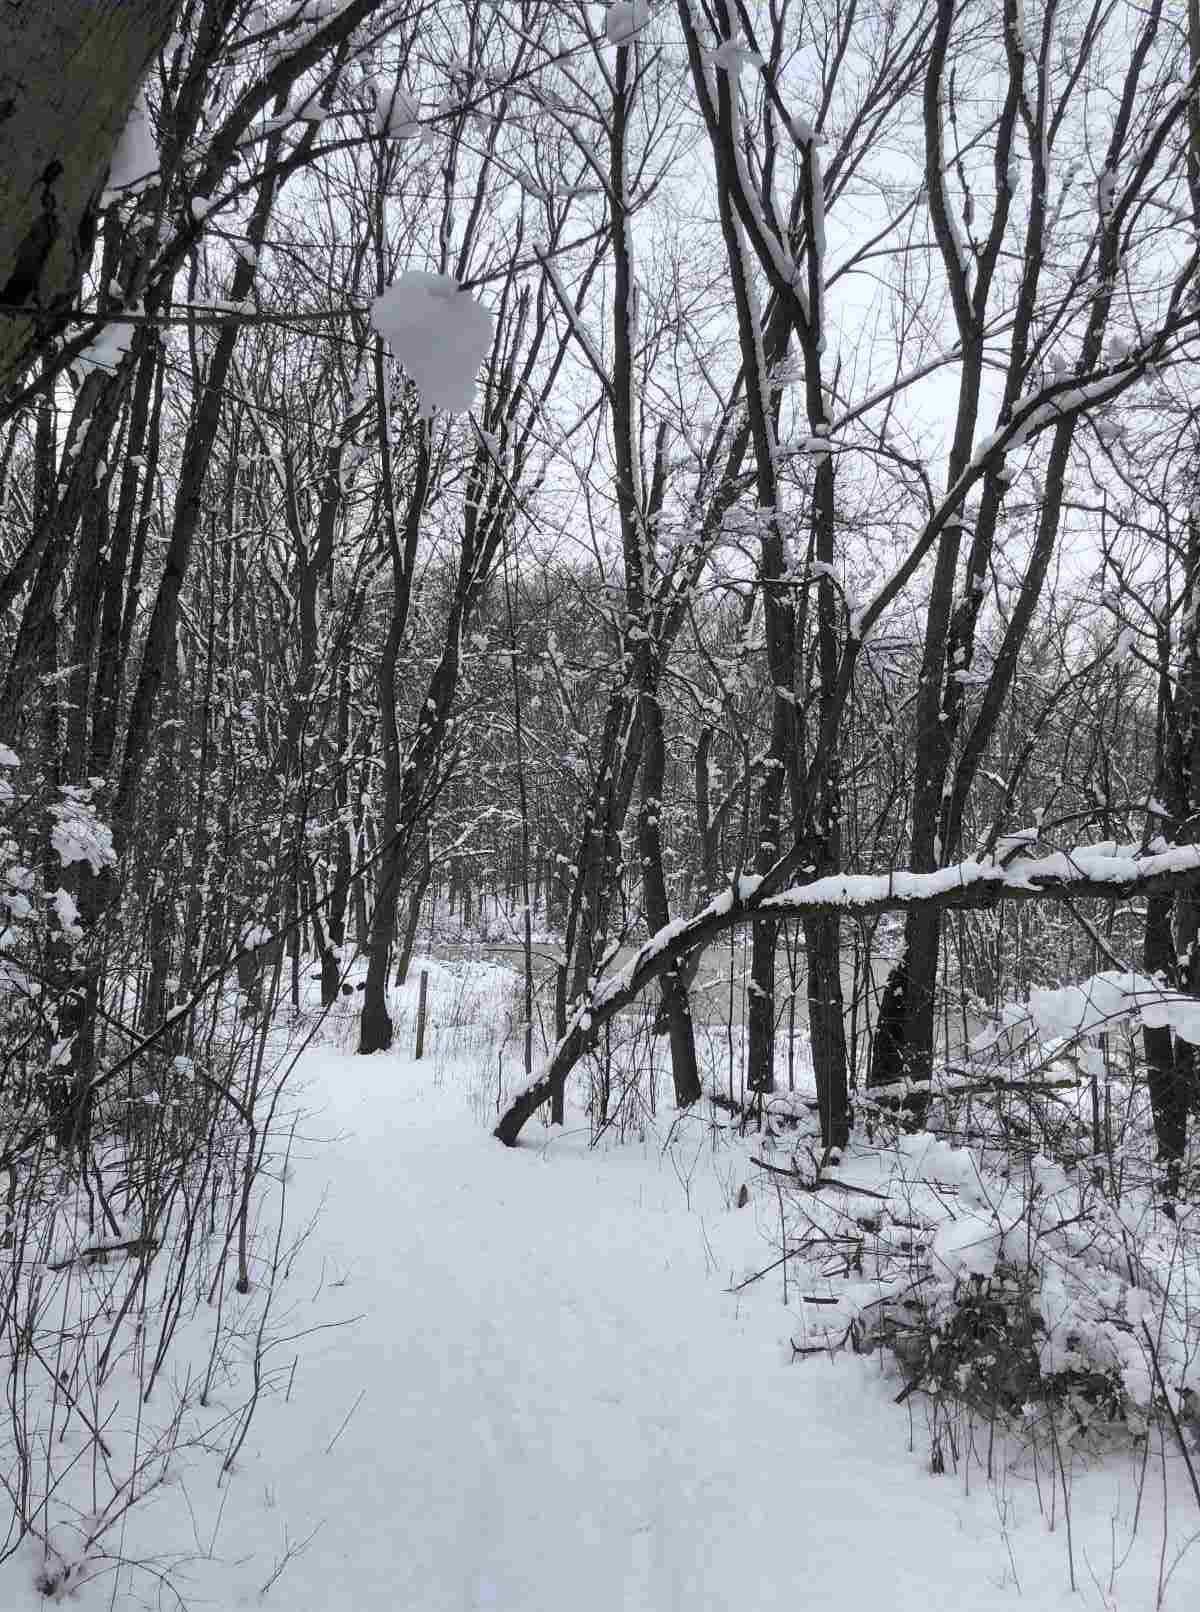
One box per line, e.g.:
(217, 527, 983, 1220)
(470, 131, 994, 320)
(494, 841, 1200, 1145)
(0, 0, 178, 391)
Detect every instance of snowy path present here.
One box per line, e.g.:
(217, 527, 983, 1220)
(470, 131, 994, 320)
(205, 1044, 1199, 1612)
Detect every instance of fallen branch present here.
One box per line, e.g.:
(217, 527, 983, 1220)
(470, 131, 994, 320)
(749, 1155, 809, 1181)
(46, 1236, 158, 1272)
(728, 1243, 812, 1293)
(813, 1176, 892, 1202)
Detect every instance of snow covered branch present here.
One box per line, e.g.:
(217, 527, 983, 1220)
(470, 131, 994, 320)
(495, 839, 1200, 1144)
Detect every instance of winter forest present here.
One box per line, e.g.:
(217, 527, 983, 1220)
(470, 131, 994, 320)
(4, 1, 1200, 1606)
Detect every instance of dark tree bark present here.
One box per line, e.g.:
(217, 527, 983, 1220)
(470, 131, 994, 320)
(704, 37, 798, 1099)
(1141, 501, 1200, 1177)
(804, 912, 849, 1154)
(356, 387, 430, 1054)
(0, 367, 130, 743)
(0, 1, 179, 392)
(1143, 894, 1193, 1171)
(114, 153, 282, 838)
(638, 686, 701, 1107)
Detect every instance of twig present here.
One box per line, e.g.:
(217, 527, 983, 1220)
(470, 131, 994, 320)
(776, 1181, 788, 1306)
(45, 1236, 158, 1272)
(259, 1519, 325, 1599)
(750, 1154, 806, 1180)
(749, 1154, 895, 1202)
(324, 1387, 366, 1456)
(1141, 1320, 1200, 1513)
(814, 1176, 892, 1202)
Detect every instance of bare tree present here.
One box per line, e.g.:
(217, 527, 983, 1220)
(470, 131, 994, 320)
(495, 0, 1200, 1146)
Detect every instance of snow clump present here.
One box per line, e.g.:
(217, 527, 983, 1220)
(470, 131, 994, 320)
(102, 90, 158, 205)
(606, 2, 650, 46)
(371, 273, 494, 418)
(374, 83, 423, 140)
(50, 790, 116, 874)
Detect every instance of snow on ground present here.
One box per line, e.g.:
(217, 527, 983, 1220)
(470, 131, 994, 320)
(4, 960, 1198, 1609)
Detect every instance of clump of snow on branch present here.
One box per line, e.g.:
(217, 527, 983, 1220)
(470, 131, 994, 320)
(102, 90, 158, 206)
(1098, 165, 1117, 218)
(373, 82, 423, 140)
(1025, 969, 1200, 1046)
(51, 789, 116, 874)
(76, 305, 142, 376)
(605, 2, 650, 46)
(0, 769, 112, 956)
(371, 273, 494, 417)
(701, 36, 764, 75)
(52, 888, 84, 943)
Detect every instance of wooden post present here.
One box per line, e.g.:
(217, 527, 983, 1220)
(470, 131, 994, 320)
(414, 969, 429, 1060)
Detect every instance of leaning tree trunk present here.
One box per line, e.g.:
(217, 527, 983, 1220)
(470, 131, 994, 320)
(0, 1, 179, 393)
(395, 835, 432, 988)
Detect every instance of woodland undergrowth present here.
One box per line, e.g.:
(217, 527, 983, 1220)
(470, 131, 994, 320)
(0, 758, 327, 1600)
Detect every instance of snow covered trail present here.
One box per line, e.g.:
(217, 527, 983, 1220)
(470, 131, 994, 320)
(204, 1041, 1199, 1612)
(0, 1014, 1190, 1612)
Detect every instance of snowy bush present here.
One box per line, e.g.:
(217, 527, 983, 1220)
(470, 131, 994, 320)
(0, 758, 114, 1035)
(0, 751, 317, 1596)
(781, 1105, 1199, 1450)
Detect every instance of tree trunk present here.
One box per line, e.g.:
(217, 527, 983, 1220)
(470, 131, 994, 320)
(803, 913, 849, 1154)
(638, 688, 700, 1107)
(746, 920, 778, 1095)
(395, 837, 432, 988)
(0, 1, 179, 394)
(114, 171, 278, 835)
(1140, 498, 1200, 1177)
(1143, 893, 1191, 1173)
